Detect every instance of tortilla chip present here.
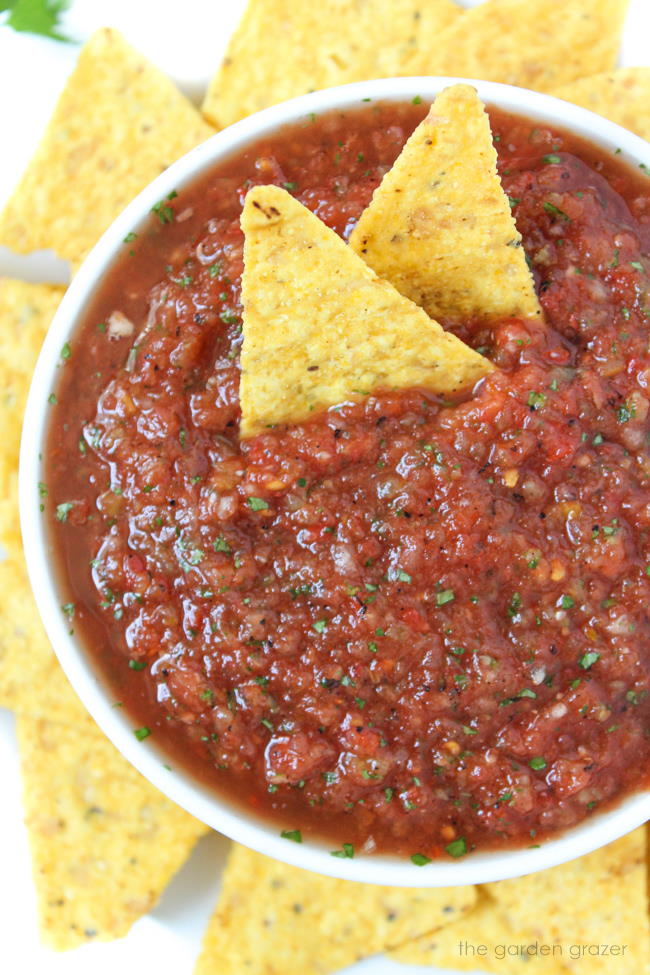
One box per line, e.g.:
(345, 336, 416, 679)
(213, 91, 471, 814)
(419, 0, 629, 94)
(195, 842, 477, 975)
(239, 185, 493, 437)
(350, 85, 541, 325)
(0, 553, 89, 725)
(487, 828, 649, 975)
(0, 278, 64, 498)
(202, 0, 463, 128)
(554, 68, 650, 143)
(392, 829, 648, 975)
(391, 889, 571, 974)
(16, 713, 208, 950)
(0, 28, 214, 268)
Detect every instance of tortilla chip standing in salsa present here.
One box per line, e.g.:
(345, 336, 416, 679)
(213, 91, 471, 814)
(349, 84, 542, 325)
(239, 184, 493, 438)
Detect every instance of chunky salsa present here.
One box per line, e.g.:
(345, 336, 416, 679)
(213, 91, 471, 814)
(45, 100, 650, 860)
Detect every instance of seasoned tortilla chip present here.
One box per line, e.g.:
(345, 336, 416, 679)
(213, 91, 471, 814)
(350, 85, 541, 325)
(554, 68, 650, 143)
(239, 185, 493, 437)
(391, 890, 571, 973)
(195, 842, 477, 975)
(0, 28, 214, 268)
(16, 714, 207, 950)
(202, 0, 463, 127)
(487, 828, 649, 975)
(0, 279, 64, 498)
(419, 0, 629, 94)
(0, 554, 89, 726)
(392, 829, 648, 975)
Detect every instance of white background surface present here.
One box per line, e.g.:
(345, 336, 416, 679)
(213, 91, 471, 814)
(1, 1, 649, 972)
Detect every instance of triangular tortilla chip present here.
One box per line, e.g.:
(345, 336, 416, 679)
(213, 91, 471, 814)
(201, 0, 463, 127)
(194, 842, 477, 975)
(0, 28, 214, 268)
(417, 0, 629, 94)
(239, 185, 493, 437)
(554, 67, 650, 143)
(392, 829, 649, 975)
(0, 278, 64, 499)
(0, 280, 83, 724)
(16, 714, 208, 950)
(391, 890, 572, 974)
(349, 85, 541, 325)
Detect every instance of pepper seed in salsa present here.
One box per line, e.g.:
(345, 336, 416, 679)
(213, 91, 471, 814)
(45, 100, 650, 861)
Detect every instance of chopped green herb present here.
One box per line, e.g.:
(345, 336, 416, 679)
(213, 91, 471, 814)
(410, 852, 431, 866)
(560, 594, 575, 610)
(436, 589, 455, 606)
(579, 651, 600, 670)
(55, 501, 73, 522)
(529, 756, 547, 770)
(134, 726, 151, 741)
(527, 390, 547, 409)
(247, 497, 269, 511)
(151, 190, 177, 224)
(445, 837, 467, 858)
(60, 342, 71, 360)
(128, 660, 146, 671)
(543, 154, 561, 164)
(280, 829, 302, 843)
(543, 201, 570, 221)
(312, 619, 328, 634)
(331, 843, 355, 858)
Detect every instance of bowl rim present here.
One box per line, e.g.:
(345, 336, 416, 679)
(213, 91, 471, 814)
(19, 75, 650, 888)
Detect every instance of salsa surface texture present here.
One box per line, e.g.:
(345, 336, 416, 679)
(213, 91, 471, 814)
(46, 101, 650, 860)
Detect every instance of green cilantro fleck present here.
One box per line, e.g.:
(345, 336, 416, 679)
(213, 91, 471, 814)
(331, 843, 355, 858)
(280, 829, 302, 843)
(527, 390, 547, 410)
(529, 756, 547, 770)
(436, 589, 455, 606)
(543, 154, 561, 164)
(247, 497, 269, 511)
(411, 852, 431, 866)
(134, 727, 151, 741)
(55, 501, 73, 522)
(543, 201, 570, 221)
(128, 660, 146, 671)
(312, 619, 328, 634)
(579, 651, 600, 670)
(445, 837, 467, 858)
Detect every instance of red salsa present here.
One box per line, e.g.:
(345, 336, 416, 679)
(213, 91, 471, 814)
(45, 101, 650, 860)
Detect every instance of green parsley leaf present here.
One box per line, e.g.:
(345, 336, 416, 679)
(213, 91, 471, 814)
(543, 201, 570, 221)
(134, 726, 151, 741)
(55, 501, 73, 522)
(128, 660, 146, 671)
(247, 497, 269, 511)
(60, 341, 71, 360)
(213, 536, 232, 553)
(331, 843, 355, 858)
(312, 619, 328, 634)
(560, 594, 575, 610)
(527, 390, 547, 410)
(280, 829, 302, 843)
(543, 154, 561, 164)
(445, 837, 467, 858)
(579, 651, 600, 670)
(410, 852, 431, 866)
(436, 589, 455, 606)
(4, 0, 71, 42)
(529, 756, 547, 770)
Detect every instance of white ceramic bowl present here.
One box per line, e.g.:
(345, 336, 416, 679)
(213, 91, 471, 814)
(19, 76, 650, 887)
